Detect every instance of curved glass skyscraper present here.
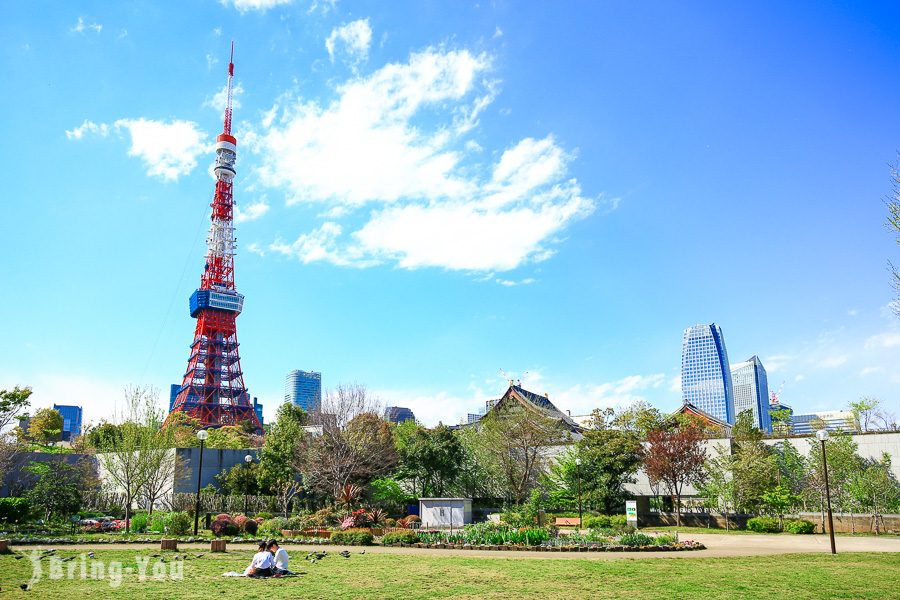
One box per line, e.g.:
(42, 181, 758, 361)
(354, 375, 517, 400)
(681, 323, 735, 424)
(284, 370, 322, 412)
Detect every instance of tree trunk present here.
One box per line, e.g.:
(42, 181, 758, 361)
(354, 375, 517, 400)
(675, 495, 681, 527)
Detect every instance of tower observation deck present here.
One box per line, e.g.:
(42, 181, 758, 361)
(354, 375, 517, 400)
(164, 44, 263, 434)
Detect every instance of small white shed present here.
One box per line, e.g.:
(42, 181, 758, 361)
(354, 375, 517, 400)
(418, 498, 473, 529)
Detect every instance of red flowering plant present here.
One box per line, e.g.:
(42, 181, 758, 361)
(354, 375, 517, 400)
(340, 508, 371, 530)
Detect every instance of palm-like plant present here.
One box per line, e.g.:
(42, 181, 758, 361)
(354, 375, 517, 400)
(367, 507, 388, 527)
(338, 483, 363, 509)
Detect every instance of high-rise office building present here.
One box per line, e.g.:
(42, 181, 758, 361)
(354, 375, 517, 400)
(52, 404, 83, 441)
(252, 397, 264, 428)
(284, 370, 322, 412)
(791, 411, 855, 435)
(730, 356, 772, 433)
(681, 323, 735, 424)
(384, 406, 416, 424)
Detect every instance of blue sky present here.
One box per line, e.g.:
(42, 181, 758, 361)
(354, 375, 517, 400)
(2, 0, 899, 427)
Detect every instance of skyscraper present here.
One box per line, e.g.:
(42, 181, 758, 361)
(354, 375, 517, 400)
(730, 356, 772, 432)
(285, 370, 322, 412)
(681, 323, 735, 424)
(52, 404, 83, 442)
(384, 406, 416, 424)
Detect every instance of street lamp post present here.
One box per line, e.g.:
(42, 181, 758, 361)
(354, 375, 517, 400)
(575, 457, 583, 530)
(193, 429, 209, 536)
(816, 429, 837, 555)
(243, 454, 253, 515)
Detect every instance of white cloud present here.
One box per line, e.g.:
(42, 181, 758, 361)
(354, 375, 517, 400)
(66, 118, 208, 181)
(763, 354, 793, 373)
(865, 331, 900, 349)
(220, 0, 292, 12)
(860, 366, 881, 376)
(495, 277, 535, 287)
(669, 374, 681, 393)
(818, 355, 849, 369)
(246, 242, 265, 256)
(65, 120, 110, 140)
(325, 19, 372, 64)
(234, 198, 270, 223)
(493, 26, 503, 39)
(114, 119, 208, 181)
(71, 17, 102, 34)
(794, 374, 806, 382)
(207, 54, 219, 70)
(204, 82, 244, 112)
(553, 374, 666, 416)
(250, 47, 596, 272)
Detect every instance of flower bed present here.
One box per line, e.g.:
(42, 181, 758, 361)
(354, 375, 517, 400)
(378, 539, 706, 552)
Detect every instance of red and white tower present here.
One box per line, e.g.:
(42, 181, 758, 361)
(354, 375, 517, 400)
(165, 45, 263, 434)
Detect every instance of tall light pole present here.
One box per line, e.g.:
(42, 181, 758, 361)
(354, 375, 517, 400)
(193, 429, 209, 535)
(574, 457, 583, 530)
(816, 429, 837, 555)
(243, 454, 253, 515)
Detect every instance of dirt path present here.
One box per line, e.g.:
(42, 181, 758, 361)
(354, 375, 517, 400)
(8, 533, 899, 560)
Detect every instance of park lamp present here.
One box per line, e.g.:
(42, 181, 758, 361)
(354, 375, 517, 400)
(816, 429, 829, 442)
(193, 429, 209, 535)
(196, 429, 209, 442)
(244, 454, 253, 464)
(816, 428, 836, 554)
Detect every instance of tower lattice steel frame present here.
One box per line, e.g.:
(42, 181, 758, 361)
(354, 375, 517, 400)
(164, 44, 263, 434)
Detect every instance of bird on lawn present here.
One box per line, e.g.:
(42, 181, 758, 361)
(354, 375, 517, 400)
(61, 557, 75, 563)
(87, 552, 95, 559)
(150, 554, 160, 558)
(14, 555, 23, 560)
(359, 549, 365, 555)
(339, 551, 350, 559)
(19, 583, 29, 591)
(195, 553, 205, 559)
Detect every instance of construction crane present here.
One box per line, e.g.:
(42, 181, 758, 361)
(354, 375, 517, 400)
(770, 380, 786, 405)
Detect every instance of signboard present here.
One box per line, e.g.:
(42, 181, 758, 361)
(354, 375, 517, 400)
(625, 500, 638, 525)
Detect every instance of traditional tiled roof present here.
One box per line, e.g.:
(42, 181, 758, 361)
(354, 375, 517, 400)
(500, 385, 583, 432)
(673, 402, 732, 433)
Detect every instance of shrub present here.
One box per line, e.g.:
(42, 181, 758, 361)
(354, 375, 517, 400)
(286, 516, 306, 531)
(243, 519, 259, 535)
(0, 498, 32, 525)
(398, 515, 420, 529)
(260, 517, 289, 535)
(233, 515, 249, 530)
(384, 518, 397, 527)
(215, 513, 231, 521)
(167, 512, 192, 535)
(583, 515, 611, 529)
(784, 519, 815, 534)
(609, 514, 627, 530)
(254, 512, 274, 520)
(367, 508, 388, 527)
(331, 528, 374, 546)
(150, 514, 168, 534)
(382, 530, 419, 545)
(130, 513, 149, 533)
(618, 532, 656, 547)
(747, 516, 781, 533)
(211, 517, 239, 537)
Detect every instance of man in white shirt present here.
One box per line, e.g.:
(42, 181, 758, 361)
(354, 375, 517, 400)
(245, 541, 275, 577)
(268, 540, 292, 576)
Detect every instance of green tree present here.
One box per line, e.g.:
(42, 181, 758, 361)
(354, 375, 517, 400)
(771, 440, 807, 501)
(761, 485, 801, 529)
(699, 446, 737, 530)
(28, 408, 64, 445)
(573, 407, 643, 514)
(205, 425, 251, 449)
(257, 403, 306, 515)
(0, 386, 32, 483)
(849, 453, 900, 534)
(369, 477, 413, 512)
(395, 423, 464, 497)
(454, 425, 504, 500)
(770, 409, 793, 436)
(216, 460, 260, 496)
(730, 412, 777, 513)
(806, 434, 863, 532)
(25, 460, 83, 522)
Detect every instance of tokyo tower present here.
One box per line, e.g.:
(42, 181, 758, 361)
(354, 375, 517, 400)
(164, 44, 263, 434)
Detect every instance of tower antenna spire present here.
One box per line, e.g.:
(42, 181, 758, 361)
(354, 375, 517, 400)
(224, 41, 235, 135)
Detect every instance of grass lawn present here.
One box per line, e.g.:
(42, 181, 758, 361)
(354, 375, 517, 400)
(643, 525, 900, 537)
(0, 549, 896, 599)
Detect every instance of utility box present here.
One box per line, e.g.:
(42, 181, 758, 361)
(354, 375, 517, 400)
(419, 498, 472, 529)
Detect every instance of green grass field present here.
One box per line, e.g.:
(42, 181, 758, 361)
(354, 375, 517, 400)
(0, 549, 897, 599)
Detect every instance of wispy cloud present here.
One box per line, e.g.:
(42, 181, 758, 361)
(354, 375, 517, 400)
(71, 17, 102, 34)
(220, 0, 293, 12)
(865, 331, 900, 349)
(326, 19, 373, 64)
(65, 120, 110, 140)
(234, 198, 270, 223)
(203, 82, 244, 112)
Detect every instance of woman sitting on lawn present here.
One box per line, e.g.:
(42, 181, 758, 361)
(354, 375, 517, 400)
(244, 541, 275, 578)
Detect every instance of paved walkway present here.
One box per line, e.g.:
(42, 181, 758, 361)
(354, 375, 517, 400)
(9, 534, 899, 560)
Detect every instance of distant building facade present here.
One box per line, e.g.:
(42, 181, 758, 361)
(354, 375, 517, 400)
(730, 356, 772, 432)
(284, 370, 322, 412)
(768, 401, 793, 433)
(169, 384, 181, 411)
(53, 404, 83, 441)
(681, 323, 736, 424)
(252, 397, 264, 428)
(384, 406, 416, 424)
(791, 410, 856, 435)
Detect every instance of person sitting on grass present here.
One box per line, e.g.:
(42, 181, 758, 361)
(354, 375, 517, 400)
(268, 539, 292, 576)
(244, 541, 275, 578)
